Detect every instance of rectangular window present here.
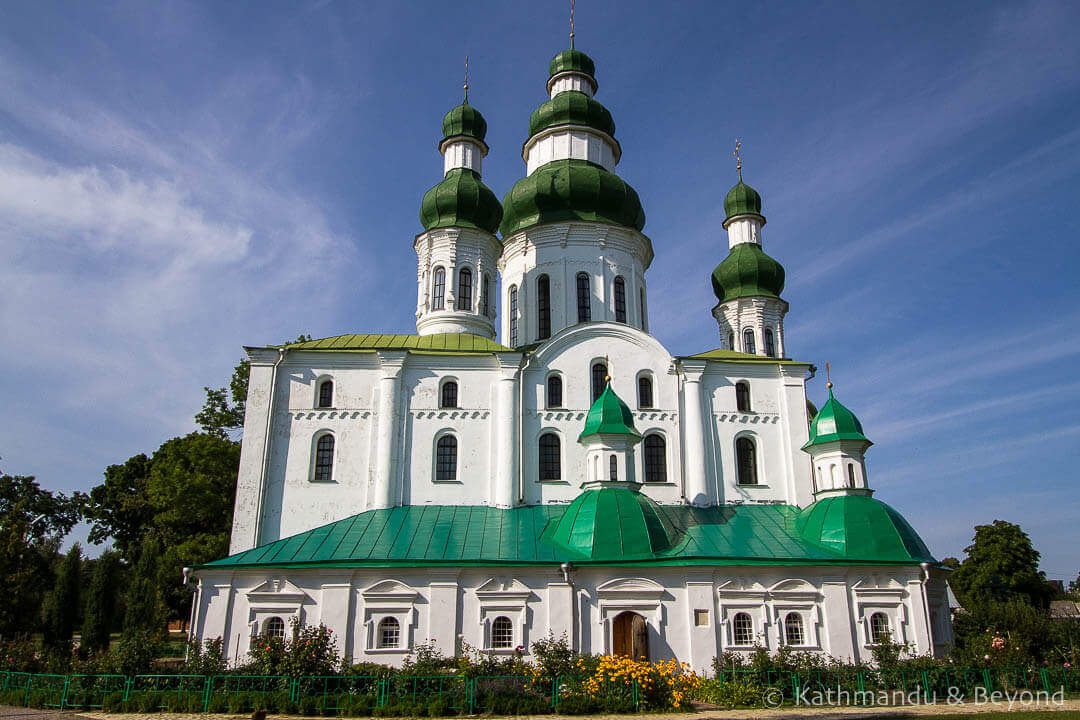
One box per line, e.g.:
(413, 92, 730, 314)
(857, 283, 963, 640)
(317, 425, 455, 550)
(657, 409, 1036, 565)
(508, 286, 518, 347)
(614, 277, 626, 323)
(576, 273, 591, 323)
(537, 275, 551, 340)
(694, 610, 709, 627)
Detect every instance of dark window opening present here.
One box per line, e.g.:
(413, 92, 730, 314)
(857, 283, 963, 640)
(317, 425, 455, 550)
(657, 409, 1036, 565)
(609, 454, 618, 481)
(614, 276, 627, 323)
(546, 375, 563, 408)
(458, 267, 472, 312)
(318, 380, 333, 408)
(736, 382, 751, 412)
(736, 436, 758, 485)
(591, 362, 608, 402)
(436, 435, 457, 481)
(508, 286, 518, 347)
(644, 435, 667, 483)
(537, 275, 551, 340)
(314, 434, 334, 482)
(432, 268, 445, 310)
(638, 376, 653, 409)
(743, 329, 756, 354)
(576, 273, 591, 322)
(764, 328, 776, 357)
(440, 381, 458, 409)
(539, 433, 561, 481)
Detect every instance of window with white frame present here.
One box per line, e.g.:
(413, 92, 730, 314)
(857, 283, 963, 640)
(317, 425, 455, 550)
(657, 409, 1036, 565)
(432, 267, 445, 310)
(644, 434, 667, 483)
(458, 267, 473, 312)
(317, 379, 334, 408)
(732, 612, 753, 646)
(313, 434, 334, 482)
(870, 612, 890, 644)
(377, 617, 400, 649)
(440, 380, 458, 409)
(264, 616, 286, 640)
(784, 613, 805, 645)
(743, 329, 756, 354)
(736, 436, 758, 485)
(436, 435, 457, 481)
(491, 616, 514, 649)
(764, 328, 776, 357)
(546, 375, 563, 408)
(538, 433, 561, 481)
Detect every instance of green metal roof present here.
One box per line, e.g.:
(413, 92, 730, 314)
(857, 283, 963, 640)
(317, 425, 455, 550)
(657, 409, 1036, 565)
(711, 243, 786, 303)
(680, 348, 809, 365)
(203, 501, 935, 570)
(578, 383, 641, 441)
(279, 333, 512, 354)
(794, 495, 934, 562)
(542, 485, 682, 560)
(442, 103, 487, 143)
(500, 159, 645, 236)
(549, 49, 596, 79)
(529, 91, 615, 139)
(724, 181, 765, 223)
(420, 168, 503, 235)
(802, 388, 872, 449)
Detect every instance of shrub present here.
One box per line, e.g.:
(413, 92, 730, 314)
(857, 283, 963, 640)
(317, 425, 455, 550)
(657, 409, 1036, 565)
(695, 677, 764, 707)
(249, 618, 339, 677)
(555, 693, 595, 715)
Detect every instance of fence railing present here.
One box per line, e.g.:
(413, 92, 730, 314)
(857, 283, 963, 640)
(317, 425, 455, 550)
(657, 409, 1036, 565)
(0, 666, 1076, 713)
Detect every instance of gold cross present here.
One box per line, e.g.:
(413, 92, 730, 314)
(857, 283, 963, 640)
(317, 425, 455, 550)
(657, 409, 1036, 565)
(825, 361, 833, 389)
(570, 0, 576, 48)
(734, 138, 743, 181)
(463, 55, 469, 103)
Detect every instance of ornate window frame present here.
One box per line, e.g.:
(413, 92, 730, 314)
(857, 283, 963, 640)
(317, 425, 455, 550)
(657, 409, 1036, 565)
(360, 580, 419, 654)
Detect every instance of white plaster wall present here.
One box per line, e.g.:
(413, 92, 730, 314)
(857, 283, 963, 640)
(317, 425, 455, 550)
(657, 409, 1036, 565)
(415, 227, 501, 338)
(524, 128, 618, 174)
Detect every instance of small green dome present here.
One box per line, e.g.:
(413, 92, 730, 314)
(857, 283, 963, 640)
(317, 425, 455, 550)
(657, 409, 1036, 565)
(579, 383, 641, 441)
(802, 388, 871, 449)
(529, 91, 615, 139)
(420, 168, 502, 235)
(441, 103, 487, 142)
(710, 243, 785, 302)
(542, 485, 683, 560)
(501, 159, 645, 236)
(724, 181, 764, 222)
(549, 49, 596, 79)
(795, 495, 935, 562)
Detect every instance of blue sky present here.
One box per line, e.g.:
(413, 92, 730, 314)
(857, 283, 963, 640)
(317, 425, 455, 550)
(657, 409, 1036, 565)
(1, 1, 1078, 579)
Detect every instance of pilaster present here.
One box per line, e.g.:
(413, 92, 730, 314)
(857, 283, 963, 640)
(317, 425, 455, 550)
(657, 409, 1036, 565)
(372, 351, 406, 509)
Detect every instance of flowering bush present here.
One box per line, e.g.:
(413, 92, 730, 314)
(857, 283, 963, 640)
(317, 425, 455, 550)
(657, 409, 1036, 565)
(583, 655, 701, 710)
(247, 618, 338, 677)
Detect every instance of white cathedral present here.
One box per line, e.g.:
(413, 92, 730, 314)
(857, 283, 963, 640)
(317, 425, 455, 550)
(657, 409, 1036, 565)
(189, 48, 953, 670)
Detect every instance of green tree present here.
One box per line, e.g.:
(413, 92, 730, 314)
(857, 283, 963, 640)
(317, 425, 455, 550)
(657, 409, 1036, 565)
(81, 454, 154, 558)
(81, 549, 123, 654)
(123, 538, 167, 637)
(0, 470, 79, 638)
(950, 520, 1053, 608)
(42, 544, 82, 652)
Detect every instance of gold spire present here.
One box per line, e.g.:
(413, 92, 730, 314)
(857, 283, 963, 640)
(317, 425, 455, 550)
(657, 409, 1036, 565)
(463, 55, 469, 103)
(604, 353, 611, 384)
(569, 0, 576, 49)
(825, 361, 833, 389)
(734, 138, 743, 182)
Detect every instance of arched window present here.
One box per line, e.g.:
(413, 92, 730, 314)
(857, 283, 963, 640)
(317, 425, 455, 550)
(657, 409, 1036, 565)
(736, 436, 758, 485)
(732, 613, 753, 646)
(508, 285, 518, 347)
(784, 613, 805, 645)
(638, 376, 653, 409)
(440, 380, 458, 409)
(481, 274, 491, 317)
(314, 434, 334, 482)
(728, 332, 735, 351)
(377, 617, 400, 649)
(264, 616, 286, 640)
(847, 464, 857, 488)
(546, 375, 563, 408)
(318, 379, 334, 408)
(735, 382, 751, 412)
(491, 616, 513, 649)
(609, 454, 618, 481)
(614, 276, 627, 323)
(591, 361, 608, 402)
(539, 433, 561, 481)
(458, 267, 472, 312)
(576, 272, 591, 322)
(743, 329, 756, 355)
(537, 274, 551, 340)
(644, 435, 667, 483)
(432, 267, 445, 310)
(764, 328, 776, 357)
(436, 435, 457, 481)
(870, 612, 890, 644)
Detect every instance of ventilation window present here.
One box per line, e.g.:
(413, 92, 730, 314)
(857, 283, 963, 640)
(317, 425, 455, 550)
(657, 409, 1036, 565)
(736, 436, 758, 485)
(314, 434, 334, 482)
(732, 613, 753, 646)
(576, 272, 591, 322)
(491, 616, 513, 649)
(644, 435, 667, 483)
(432, 267, 445, 310)
(736, 382, 751, 412)
(546, 375, 563, 408)
(377, 617, 400, 649)
(458, 267, 472, 312)
(508, 285, 518, 347)
(591, 361, 607, 402)
(436, 435, 458, 481)
(537, 274, 551, 340)
(440, 381, 458, 409)
(539, 433, 561, 481)
(318, 379, 334, 408)
(638, 376, 653, 409)
(614, 276, 627, 323)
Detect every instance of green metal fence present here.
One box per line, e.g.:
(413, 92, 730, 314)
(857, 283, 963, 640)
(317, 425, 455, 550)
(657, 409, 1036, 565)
(0, 666, 1075, 713)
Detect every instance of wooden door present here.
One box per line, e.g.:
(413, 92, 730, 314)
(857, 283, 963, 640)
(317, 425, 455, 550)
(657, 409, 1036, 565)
(612, 612, 649, 660)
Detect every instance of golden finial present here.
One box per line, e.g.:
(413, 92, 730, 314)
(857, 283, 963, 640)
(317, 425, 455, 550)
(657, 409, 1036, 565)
(604, 353, 611, 384)
(463, 55, 469, 103)
(734, 138, 743, 182)
(569, 0, 576, 49)
(825, 361, 833, 389)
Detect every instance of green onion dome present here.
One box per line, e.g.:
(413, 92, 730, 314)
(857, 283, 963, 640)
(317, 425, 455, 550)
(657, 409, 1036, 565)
(529, 91, 615, 139)
(795, 495, 934, 562)
(724, 181, 764, 223)
(542, 485, 683, 560)
(441, 103, 487, 142)
(501, 159, 645, 236)
(710, 243, 785, 302)
(420, 168, 502, 235)
(802, 388, 872, 449)
(549, 49, 597, 79)
(579, 383, 641, 441)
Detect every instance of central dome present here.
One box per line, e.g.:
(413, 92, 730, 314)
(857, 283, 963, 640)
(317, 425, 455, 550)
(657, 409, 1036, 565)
(542, 485, 683, 560)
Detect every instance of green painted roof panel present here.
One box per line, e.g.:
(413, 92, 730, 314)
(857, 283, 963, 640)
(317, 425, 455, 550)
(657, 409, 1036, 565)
(279, 333, 511, 354)
(803, 388, 872, 448)
(578, 384, 641, 440)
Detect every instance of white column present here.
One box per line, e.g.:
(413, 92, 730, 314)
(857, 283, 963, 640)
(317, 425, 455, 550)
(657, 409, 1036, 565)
(230, 349, 280, 553)
(680, 360, 709, 505)
(547, 578, 576, 650)
(428, 574, 460, 657)
(372, 351, 406, 510)
(318, 579, 353, 659)
(821, 579, 856, 662)
(686, 578, 718, 674)
(493, 356, 520, 508)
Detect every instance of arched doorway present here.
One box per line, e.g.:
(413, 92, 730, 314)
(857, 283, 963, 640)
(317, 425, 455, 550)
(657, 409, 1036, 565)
(612, 611, 649, 660)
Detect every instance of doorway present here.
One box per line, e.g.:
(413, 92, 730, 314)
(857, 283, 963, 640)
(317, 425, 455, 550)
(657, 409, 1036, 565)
(612, 611, 649, 660)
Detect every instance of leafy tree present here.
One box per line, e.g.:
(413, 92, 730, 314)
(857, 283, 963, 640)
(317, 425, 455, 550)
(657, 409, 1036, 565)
(81, 454, 153, 558)
(81, 549, 123, 654)
(42, 544, 82, 651)
(940, 556, 960, 570)
(1068, 572, 1080, 598)
(123, 538, 167, 637)
(0, 470, 80, 638)
(949, 520, 1053, 608)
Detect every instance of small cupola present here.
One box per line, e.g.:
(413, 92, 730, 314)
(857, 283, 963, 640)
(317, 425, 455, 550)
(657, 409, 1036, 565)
(802, 376, 874, 497)
(578, 378, 641, 484)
